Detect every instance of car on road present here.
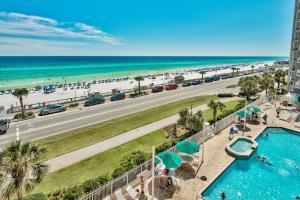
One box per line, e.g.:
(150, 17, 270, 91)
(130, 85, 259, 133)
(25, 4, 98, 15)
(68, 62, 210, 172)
(152, 85, 164, 93)
(165, 83, 178, 90)
(182, 81, 192, 87)
(39, 104, 67, 116)
(84, 96, 105, 106)
(0, 119, 9, 135)
(205, 75, 221, 82)
(191, 79, 202, 85)
(111, 92, 126, 101)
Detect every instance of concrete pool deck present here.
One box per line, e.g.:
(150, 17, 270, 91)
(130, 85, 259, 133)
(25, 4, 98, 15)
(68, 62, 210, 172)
(152, 104, 300, 200)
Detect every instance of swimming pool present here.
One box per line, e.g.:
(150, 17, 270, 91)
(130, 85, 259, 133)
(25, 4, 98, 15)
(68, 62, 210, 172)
(202, 128, 300, 199)
(231, 139, 253, 153)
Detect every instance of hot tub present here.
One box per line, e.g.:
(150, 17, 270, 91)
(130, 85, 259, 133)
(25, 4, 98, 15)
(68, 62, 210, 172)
(226, 136, 258, 159)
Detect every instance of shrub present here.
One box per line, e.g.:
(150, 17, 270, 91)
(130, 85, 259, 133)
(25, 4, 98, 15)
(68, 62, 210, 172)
(81, 175, 109, 193)
(24, 193, 47, 200)
(68, 103, 79, 108)
(174, 76, 185, 84)
(112, 167, 125, 179)
(63, 186, 84, 200)
(217, 93, 234, 98)
(13, 111, 35, 120)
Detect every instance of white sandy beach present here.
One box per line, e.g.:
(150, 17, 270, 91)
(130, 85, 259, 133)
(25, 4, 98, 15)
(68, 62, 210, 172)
(0, 62, 271, 110)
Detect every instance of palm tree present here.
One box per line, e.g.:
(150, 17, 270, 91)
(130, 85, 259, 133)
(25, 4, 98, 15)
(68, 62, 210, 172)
(0, 141, 48, 200)
(177, 107, 204, 133)
(231, 67, 236, 76)
(251, 65, 255, 73)
(259, 73, 274, 94)
(134, 76, 144, 95)
(239, 76, 259, 101)
(274, 69, 286, 89)
(12, 88, 29, 118)
(208, 100, 225, 125)
(199, 70, 206, 83)
(236, 68, 240, 76)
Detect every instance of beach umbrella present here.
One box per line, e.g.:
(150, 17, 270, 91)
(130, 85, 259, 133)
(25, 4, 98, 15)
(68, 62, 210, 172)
(175, 141, 200, 155)
(246, 105, 261, 113)
(155, 151, 182, 169)
(235, 110, 252, 118)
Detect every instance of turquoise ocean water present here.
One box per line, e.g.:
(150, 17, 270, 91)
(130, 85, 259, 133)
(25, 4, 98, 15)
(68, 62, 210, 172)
(0, 56, 287, 89)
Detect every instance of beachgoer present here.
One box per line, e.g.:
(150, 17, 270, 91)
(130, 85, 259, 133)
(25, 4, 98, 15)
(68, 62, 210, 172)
(296, 196, 300, 200)
(263, 113, 268, 124)
(220, 192, 226, 200)
(229, 126, 234, 139)
(135, 189, 140, 198)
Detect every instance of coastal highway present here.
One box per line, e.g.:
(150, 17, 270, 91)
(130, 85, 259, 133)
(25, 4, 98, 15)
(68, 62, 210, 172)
(0, 76, 242, 148)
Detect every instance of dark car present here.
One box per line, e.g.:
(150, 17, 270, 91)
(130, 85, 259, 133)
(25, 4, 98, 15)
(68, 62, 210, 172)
(152, 85, 164, 93)
(111, 92, 126, 101)
(165, 83, 178, 90)
(182, 81, 192, 87)
(39, 104, 67, 116)
(191, 79, 202, 85)
(84, 96, 105, 106)
(205, 75, 221, 82)
(0, 119, 9, 135)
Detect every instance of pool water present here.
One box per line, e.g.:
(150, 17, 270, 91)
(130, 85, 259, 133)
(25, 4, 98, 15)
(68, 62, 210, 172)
(231, 139, 253, 153)
(202, 128, 300, 200)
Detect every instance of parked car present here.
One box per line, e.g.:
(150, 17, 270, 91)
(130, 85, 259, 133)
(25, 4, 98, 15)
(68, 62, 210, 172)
(39, 104, 67, 116)
(111, 92, 126, 101)
(182, 81, 192, 87)
(152, 85, 164, 93)
(191, 79, 202, 85)
(165, 83, 178, 90)
(0, 119, 9, 135)
(84, 96, 105, 106)
(205, 75, 220, 82)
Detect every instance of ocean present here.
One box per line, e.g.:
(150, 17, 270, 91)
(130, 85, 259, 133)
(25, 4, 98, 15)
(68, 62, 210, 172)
(0, 56, 287, 89)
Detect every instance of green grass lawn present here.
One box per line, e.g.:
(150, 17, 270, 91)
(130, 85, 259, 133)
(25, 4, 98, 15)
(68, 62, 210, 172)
(35, 95, 218, 161)
(35, 130, 166, 193)
(35, 99, 242, 194)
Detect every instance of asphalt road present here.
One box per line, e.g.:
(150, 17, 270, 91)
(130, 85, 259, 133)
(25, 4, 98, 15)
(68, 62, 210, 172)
(0, 76, 241, 148)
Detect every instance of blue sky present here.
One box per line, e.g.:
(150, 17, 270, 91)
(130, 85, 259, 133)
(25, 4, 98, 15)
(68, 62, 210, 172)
(0, 0, 295, 56)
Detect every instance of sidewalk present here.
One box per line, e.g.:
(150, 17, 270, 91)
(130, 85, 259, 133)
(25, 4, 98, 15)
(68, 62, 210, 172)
(45, 97, 239, 172)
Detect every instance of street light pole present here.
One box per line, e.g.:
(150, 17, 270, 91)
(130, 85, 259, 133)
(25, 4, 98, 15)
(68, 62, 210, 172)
(243, 100, 247, 136)
(151, 146, 155, 200)
(16, 127, 20, 141)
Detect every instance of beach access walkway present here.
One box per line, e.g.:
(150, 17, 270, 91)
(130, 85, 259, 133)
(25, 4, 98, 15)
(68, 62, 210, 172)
(45, 97, 239, 172)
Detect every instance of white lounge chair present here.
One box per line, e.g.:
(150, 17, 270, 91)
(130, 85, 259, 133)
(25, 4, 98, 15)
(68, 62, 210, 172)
(192, 154, 201, 167)
(126, 185, 138, 200)
(115, 189, 126, 200)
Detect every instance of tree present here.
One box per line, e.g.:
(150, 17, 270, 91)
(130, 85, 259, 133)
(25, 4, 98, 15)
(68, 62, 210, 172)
(0, 141, 48, 200)
(199, 70, 206, 83)
(259, 73, 274, 94)
(274, 69, 286, 89)
(12, 88, 29, 118)
(177, 107, 204, 133)
(208, 100, 225, 125)
(231, 67, 236, 76)
(251, 65, 255, 73)
(238, 76, 259, 101)
(134, 76, 144, 95)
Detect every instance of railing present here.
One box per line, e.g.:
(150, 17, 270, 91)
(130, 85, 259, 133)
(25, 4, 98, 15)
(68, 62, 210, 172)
(79, 96, 265, 200)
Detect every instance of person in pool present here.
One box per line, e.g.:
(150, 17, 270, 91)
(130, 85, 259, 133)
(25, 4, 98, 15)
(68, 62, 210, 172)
(255, 155, 272, 166)
(220, 192, 226, 200)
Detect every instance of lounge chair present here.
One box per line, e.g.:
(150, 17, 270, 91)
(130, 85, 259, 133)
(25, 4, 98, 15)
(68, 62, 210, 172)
(279, 111, 292, 122)
(192, 154, 201, 167)
(126, 185, 139, 200)
(295, 122, 300, 128)
(115, 189, 126, 200)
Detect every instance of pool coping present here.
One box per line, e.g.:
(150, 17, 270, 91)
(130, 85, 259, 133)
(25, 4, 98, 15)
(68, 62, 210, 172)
(200, 125, 300, 196)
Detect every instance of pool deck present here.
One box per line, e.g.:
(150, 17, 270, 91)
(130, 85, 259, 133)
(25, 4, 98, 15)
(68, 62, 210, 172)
(153, 104, 299, 200)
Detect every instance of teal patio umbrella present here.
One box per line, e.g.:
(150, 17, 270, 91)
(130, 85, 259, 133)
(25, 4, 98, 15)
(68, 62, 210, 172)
(155, 151, 182, 169)
(246, 105, 261, 113)
(235, 110, 252, 118)
(175, 141, 200, 155)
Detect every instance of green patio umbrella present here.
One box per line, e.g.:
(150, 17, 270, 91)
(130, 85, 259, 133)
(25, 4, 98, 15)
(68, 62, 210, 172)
(246, 105, 261, 113)
(175, 141, 200, 155)
(235, 110, 252, 118)
(155, 151, 182, 169)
